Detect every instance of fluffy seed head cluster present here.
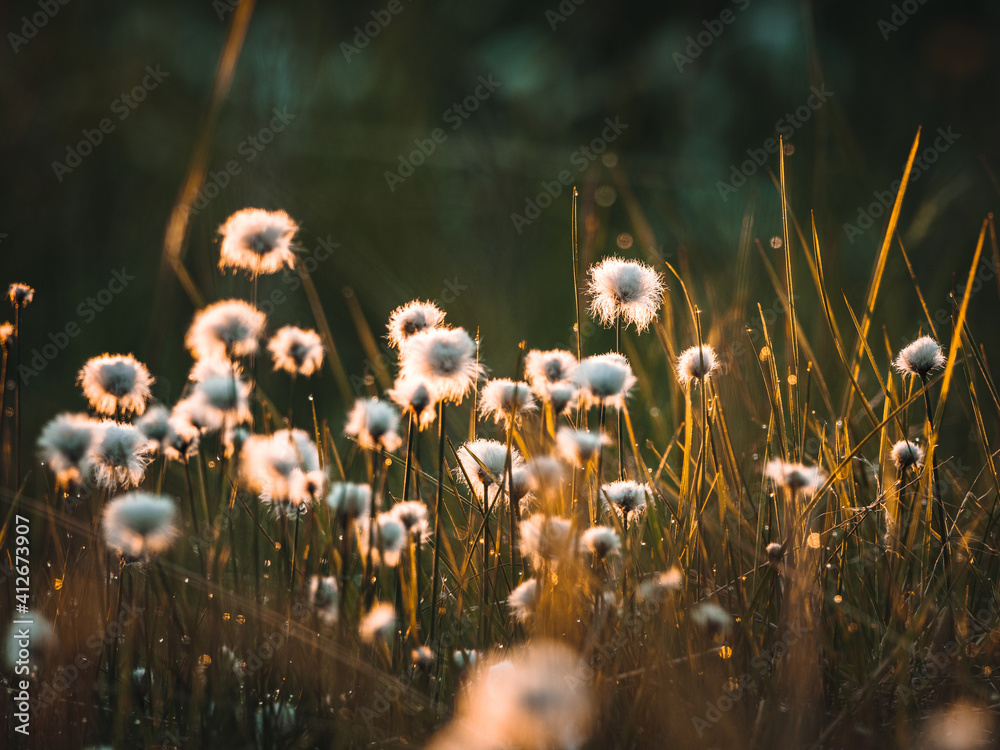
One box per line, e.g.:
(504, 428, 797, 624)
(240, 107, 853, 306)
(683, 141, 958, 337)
(326, 482, 372, 521)
(8, 282, 34, 308)
(601, 480, 649, 519)
(0, 321, 13, 347)
(186, 299, 266, 361)
(676, 344, 719, 387)
(390, 500, 431, 542)
(556, 427, 609, 467)
(387, 300, 445, 349)
(38, 413, 97, 489)
(162, 412, 200, 462)
(587, 256, 665, 332)
(387, 375, 438, 430)
(457, 439, 524, 501)
(344, 398, 403, 452)
(524, 457, 567, 504)
(766, 542, 784, 567)
(89, 421, 153, 489)
(765, 459, 826, 495)
(581, 525, 621, 559)
(691, 601, 734, 638)
(637, 568, 684, 601)
(575, 353, 636, 409)
(507, 578, 538, 622)
(524, 349, 578, 392)
(307, 576, 339, 625)
(4, 612, 55, 674)
(360, 603, 396, 643)
(519, 515, 573, 567)
(136, 405, 170, 444)
(78, 354, 154, 416)
(101, 492, 180, 562)
(478, 378, 537, 426)
(358, 513, 407, 567)
(891, 439, 925, 470)
(218, 208, 299, 277)
(894, 335, 945, 379)
(268, 326, 324, 377)
(189, 359, 252, 425)
(399, 327, 482, 404)
(429, 641, 595, 750)
(240, 429, 323, 517)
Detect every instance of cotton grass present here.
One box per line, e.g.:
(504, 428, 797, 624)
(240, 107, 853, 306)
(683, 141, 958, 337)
(101, 492, 180, 561)
(186, 299, 266, 361)
(218, 208, 299, 277)
(587, 256, 665, 332)
(399, 326, 482, 403)
(78, 353, 153, 417)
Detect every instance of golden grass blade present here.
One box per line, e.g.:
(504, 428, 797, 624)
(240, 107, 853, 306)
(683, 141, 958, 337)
(846, 128, 922, 417)
(778, 135, 798, 373)
(343, 286, 392, 392)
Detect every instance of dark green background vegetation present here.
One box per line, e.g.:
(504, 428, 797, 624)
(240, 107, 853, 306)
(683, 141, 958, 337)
(2, 0, 998, 466)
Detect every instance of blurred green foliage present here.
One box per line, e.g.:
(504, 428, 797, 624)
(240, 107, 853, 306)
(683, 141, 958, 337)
(2, 0, 998, 454)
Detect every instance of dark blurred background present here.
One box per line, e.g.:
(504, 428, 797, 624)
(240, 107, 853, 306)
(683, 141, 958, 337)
(2, 0, 999, 463)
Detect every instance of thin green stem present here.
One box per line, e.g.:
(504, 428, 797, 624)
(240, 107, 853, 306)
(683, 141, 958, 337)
(430, 401, 446, 644)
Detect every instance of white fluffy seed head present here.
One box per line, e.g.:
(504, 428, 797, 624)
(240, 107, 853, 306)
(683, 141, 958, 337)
(0, 321, 12, 347)
(556, 427, 609, 467)
(894, 335, 945, 379)
(507, 579, 538, 622)
(690, 601, 733, 637)
(8, 282, 34, 308)
(326, 481, 372, 520)
(581, 526, 621, 558)
(676, 344, 719, 387)
(308, 576, 339, 625)
(89, 421, 153, 490)
(766, 542, 784, 566)
(78, 353, 154, 416)
(637, 568, 684, 601)
(399, 327, 483, 404)
(360, 603, 396, 643)
(101, 492, 180, 562)
(218, 208, 299, 277)
(519, 515, 573, 567)
(540, 381, 579, 415)
(387, 300, 446, 349)
(136, 405, 170, 444)
(524, 349, 578, 392)
(587, 256, 665, 332)
(358, 513, 407, 567)
(601, 480, 649, 519)
(525, 457, 567, 501)
(38, 412, 98, 489)
(190, 362, 252, 425)
(162, 412, 200, 462)
(4, 612, 55, 674)
(387, 375, 438, 430)
(456, 439, 524, 501)
(390, 500, 431, 542)
(891, 440, 925, 470)
(185, 299, 266, 361)
(478, 378, 537, 426)
(765, 459, 826, 495)
(171, 394, 223, 433)
(344, 398, 403, 452)
(575, 353, 636, 409)
(433, 640, 594, 750)
(240, 429, 321, 517)
(268, 326, 324, 377)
